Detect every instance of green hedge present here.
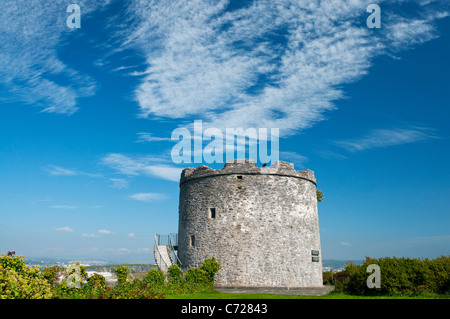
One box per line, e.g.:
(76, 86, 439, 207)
(0, 254, 53, 299)
(1, 253, 221, 299)
(324, 256, 450, 296)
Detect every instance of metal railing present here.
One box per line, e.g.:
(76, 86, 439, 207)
(156, 233, 178, 246)
(169, 234, 182, 267)
(154, 234, 169, 272)
(154, 233, 182, 270)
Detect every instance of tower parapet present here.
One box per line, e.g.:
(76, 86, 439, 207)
(180, 159, 316, 186)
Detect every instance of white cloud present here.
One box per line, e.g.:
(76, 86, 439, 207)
(127, 233, 136, 238)
(386, 17, 437, 49)
(101, 153, 145, 176)
(140, 165, 182, 182)
(335, 127, 438, 152)
(279, 151, 308, 168)
(340, 242, 352, 247)
(129, 192, 167, 202)
(45, 165, 102, 178)
(98, 229, 117, 235)
(120, 0, 448, 136)
(109, 178, 130, 189)
(46, 165, 78, 176)
(316, 150, 348, 160)
(1, 0, 447, 131)
(101, 153, 182, 182)
(54, 226, 73, 233)
(136, 132, 172, 143)
(0, 1, 106, 114)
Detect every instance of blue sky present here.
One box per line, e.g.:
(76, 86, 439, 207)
(0, 0, 449, 263)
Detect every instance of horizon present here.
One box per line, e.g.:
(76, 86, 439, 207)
(20, 253, 370, 273)
(1, 0, 449, 264)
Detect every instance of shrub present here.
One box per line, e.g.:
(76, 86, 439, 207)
(428, 256, 450, 294)
(143, 269, 165, 286)
(344, 256, 450, 296)
(0, 253, 53, 299)
(114, 266, 129, 288)
(1, 254, 222, 299)
(316, 189, 324, 202)
(323, 268, 352, 292)
(185, 267, 208, 284)
(199, 257, 221, 283)
(86, 273, 107, 289)
(167, 264, 183, 283)
(41, 265, 64, 286)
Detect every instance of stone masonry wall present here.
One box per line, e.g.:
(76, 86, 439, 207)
(177, 159, 323, 288)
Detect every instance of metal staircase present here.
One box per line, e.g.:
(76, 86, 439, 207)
(154, 233, 181, 272)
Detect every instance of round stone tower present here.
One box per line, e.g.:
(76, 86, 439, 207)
(177, 159, 323, 288)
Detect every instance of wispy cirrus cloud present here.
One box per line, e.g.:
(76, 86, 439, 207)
(101, 153, 145, 176)
(0, 1, 106, 114)
(129, 192, 167, 202)
(279, 151, 308, 168)
(83, 229, 118, 237)
(98, 229, 117, 235)
(335, 127, 439, 152)
(139, 165, 182, 182)
(109, 178, 130, 189)
(101, 153, 182, 182)
(46, 165, 78, 176)
(135, 132, 172, 143)
(45, 165, 102, 178)
(120, 0, 449, 135)
(54, 226, 73, 232)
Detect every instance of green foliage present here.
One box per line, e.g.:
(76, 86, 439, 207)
(322, 268, 352, 292)
(328, 256, 450, 296)
(54, 267, 164, 299)
(2, 254, 222, 299)
(114, 265, 130, 288)
(1, 253, 27, 273)
(316, 189, 324, 202)
(0, 253, 53, 299)
(111, 281, 164, 299)
(200, 257, 221, 283)
(167, 264, 183, 283)
(142, 258, 221, 296)
(86, 273, 106, 289)
(185, 267, 208, 284)
(41, 265, 64, 286)
(52, 258, 221, 298)
(143, 269, 165, 286)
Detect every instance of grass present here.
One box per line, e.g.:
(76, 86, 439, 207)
(165, 291, 450, 299)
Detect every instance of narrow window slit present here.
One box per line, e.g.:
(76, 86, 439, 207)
(209, 208, 216, 219)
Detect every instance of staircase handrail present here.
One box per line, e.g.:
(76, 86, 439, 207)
(169, 233, 182, 266)
(154, 234, 169, 272)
